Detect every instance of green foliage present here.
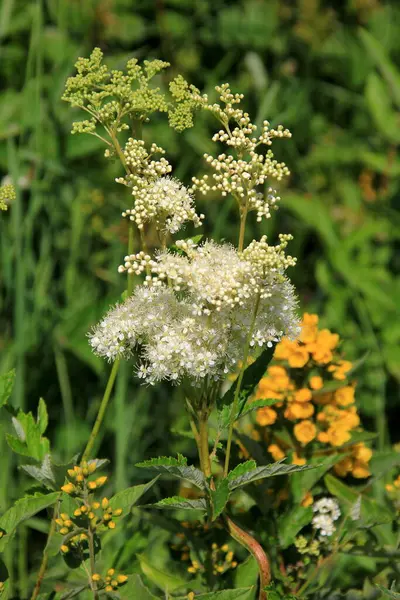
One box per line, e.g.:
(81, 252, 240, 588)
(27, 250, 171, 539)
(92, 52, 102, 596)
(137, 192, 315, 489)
(0, 492, 59, 551)
(108, 477, 160, 518)
(148, 496, 207, 512)
(375, 585, 400, 599)
(278, 506, 313, 549)
(228, 460, 313, 490)
(136, 457, 206, 489)
(6, 399, 50, 461)
(0, 370, 15, 407)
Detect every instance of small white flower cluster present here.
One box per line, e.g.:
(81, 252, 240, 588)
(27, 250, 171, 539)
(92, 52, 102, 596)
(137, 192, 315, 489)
(90, 240, 299, 385)
(312, 497, 341, 538)
(123, 177, 204, 233)
(191, 84, 291, 223)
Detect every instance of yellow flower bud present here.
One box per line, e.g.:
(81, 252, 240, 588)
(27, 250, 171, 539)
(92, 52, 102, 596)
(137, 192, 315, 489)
(92, 502, 100, 510)
(60, 545, 69, 553)
(111, 580, 118, 587)
(73, 509, 82, 517)
(76, 474, 84, 483)
(88, 512, 95, 520)
(101, 497, 109, 509)
(79, 533, 88, 541)
(88, 481, 97, 490)
(59, 527, 69, 535)
(221, 544, 229, 552)
(67, 469, 76, 478)
(113, 508, 123, 517)
(107, 568, 115, 576)
(108, 521, 116, 529)
(73, 465, 81, 474)
(55, 518, 64, 526)
(92, 574, 101, 582)
(64, 520, 73, 528)
(95, 476, 107, 487)
(105, 586, 113, 592)
(80, 505, 88, 513)
(61, 483, 75, 494)
(82, 468, 89, 477)
(88, 462, 97, 474)
(0, 582, 4, 590)
(60, 513, 69, 521)
(117, 574, 128, 584)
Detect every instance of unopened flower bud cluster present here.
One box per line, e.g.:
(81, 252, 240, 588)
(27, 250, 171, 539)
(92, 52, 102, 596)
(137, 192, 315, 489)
(0, 183, 15, 211)
(58, 462, 123, 555)
(92, 568, 128, 593)
(191, 84, 291, 224)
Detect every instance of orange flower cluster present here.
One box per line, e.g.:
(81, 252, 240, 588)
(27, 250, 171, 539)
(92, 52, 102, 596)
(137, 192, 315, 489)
(254, 313, 372, 479)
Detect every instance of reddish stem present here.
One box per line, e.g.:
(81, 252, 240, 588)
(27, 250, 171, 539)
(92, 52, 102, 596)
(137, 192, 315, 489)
(224, 514, 271, 600)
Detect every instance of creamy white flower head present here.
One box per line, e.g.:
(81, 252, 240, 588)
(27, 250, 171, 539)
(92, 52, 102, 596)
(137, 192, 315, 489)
(122, 176, 204, 233)
(313, 497, 341, 521)
(90, 239, 299, 385)
(312, 514, 336, 537)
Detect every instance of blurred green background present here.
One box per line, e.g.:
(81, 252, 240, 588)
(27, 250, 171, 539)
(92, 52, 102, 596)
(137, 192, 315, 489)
(0, 0, 399, 585)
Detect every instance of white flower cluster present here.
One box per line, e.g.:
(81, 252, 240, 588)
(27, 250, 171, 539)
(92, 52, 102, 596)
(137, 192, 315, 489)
(122, 177, 204, 233)
(90, 240, 299, 385)
(116, 139, 172, 191)
(312, 497, 341, 538)
(191, 84, 291, 223)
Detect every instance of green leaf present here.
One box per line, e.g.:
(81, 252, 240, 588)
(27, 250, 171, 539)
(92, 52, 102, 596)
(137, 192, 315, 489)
(234, 556, 258, 590)
(325, 474, 393, 527)
(0, 492, 59, 551)
(210, 478, 230, 520)
(278, 505, 313, 548)
(176, 589, 255, 599)
(136, 457, 205, 490)
(237, 398, 280, 420)
(359, 28, 400, 108)
(0, 369, 15, 407)
(290, 455, 343, 503)
(218, 345, 275, 418)
(227, 460, 257, 482)
(116, 574, 159, 599)
(20, 454, 56, 489)
(136, 455, 187, 467)
(148, 496, 207, 512)
(6, 434, 32, 457)
(0, 555, 9, 581)
(137, 553, 187, 592)
(37, 398, 48, 435)
(229, 460, 313, 490)
(375, 585, 400, 599)
(109, 477, 159, 517)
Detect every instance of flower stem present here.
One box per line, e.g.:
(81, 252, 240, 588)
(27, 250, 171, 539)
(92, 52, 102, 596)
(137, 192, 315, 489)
(238, 204, 248, 252)
(224, 515, 271, 600)
(30, 498, 61, 600)
(88, 525, 99, 600)
(81, 359, 120, 463)
(224, 293, 261, 476)
(199, 414, 211, 477)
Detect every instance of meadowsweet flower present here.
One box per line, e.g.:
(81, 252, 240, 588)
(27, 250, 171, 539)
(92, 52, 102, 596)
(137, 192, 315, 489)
(90, 240, 299, 385)
(312, 497, 340, 538)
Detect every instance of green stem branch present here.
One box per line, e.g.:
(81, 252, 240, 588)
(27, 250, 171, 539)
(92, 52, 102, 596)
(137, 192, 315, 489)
(224, 293, 261, 476)
(30, 498, 61, 600)
(81, 359, 120, 463)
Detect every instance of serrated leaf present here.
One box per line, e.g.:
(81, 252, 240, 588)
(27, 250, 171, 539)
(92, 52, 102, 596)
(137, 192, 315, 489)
(325, 474, 393, 527)
(229, 460, 313, 490)
(0, 492, 59, 551)
(227, 460, 257, 482)
(148, 496, 207, 511)
(375, 585, 400, 599)
(19, 454, 56, 489)
(109, 477, 159, 517)
(0, 369, 15, 407)
(136, 455, 188, 468)
(12, 416, 26, 441)
(210, 478, 230, 520)
(279, 505, 313, 548)
(290, 454, 343, 503)
(136, 457, 205, 490)
(6, 434, 32, 457)
(37, 398, 48, 435)
(239, 398, 280, 419)
(137, 553, 187, 592)
(218, 345, 275, 419)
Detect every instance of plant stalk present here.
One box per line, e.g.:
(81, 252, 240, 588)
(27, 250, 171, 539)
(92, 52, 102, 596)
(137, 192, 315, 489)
(30, 498, 61, 600)
(198, 414, 211, 477)
(81, 359, 120, 463)
(224, 293, 261, 476)
(87, 524, 99, 600)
